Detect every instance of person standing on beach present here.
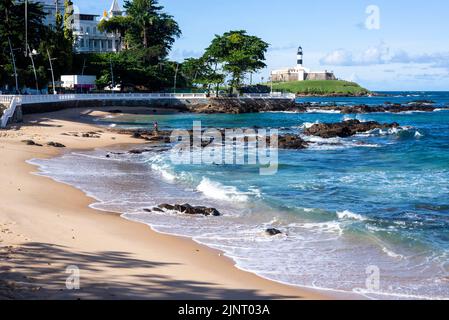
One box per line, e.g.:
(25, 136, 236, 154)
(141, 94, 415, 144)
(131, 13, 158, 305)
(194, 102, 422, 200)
(153, 121, 159, 134)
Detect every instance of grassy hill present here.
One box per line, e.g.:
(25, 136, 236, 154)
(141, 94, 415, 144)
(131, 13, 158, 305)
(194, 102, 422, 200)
(269, 80, 370, 96)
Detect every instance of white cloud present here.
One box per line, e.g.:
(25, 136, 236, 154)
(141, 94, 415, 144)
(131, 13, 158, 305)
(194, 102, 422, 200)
(321, 44, 449, 73)
(320, 49, 352, 65)
(320, 43, 390, 66)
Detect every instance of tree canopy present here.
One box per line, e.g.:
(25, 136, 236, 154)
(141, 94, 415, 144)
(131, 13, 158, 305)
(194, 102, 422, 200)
(99, 0, 181, 65)
(0, 1, 269, 94)
(0, 0, 72, 92)
(179, 30, 269, 95)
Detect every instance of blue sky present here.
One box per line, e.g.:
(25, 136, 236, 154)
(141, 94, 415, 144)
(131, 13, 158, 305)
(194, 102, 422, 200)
(74, 0, 449, 91)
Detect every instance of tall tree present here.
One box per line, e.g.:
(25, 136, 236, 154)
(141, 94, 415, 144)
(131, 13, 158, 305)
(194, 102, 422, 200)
(204, 30, 269, 94)
(63, 0, 74, 43)
(181, 57, 224, 95)
(0, 0, 49, 91)
(99, 0, 181, 64)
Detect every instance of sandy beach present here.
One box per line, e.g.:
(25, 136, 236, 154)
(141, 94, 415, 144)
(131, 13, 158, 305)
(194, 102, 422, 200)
(0, 108, 330, 300)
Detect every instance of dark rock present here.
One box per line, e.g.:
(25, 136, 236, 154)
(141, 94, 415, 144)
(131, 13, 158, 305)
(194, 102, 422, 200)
(22, 140, 43, 147)
(304, 120, 400, 138)
(266, 228, 282, 236)
(128, 149, 153, 154)
(157, 203, 221, 216)
(203, 207, 221, 217)
(174, 204, 192, 214)
(82, 133, 100, 138)
(47, 142, 66, 148)
(143, 208, 152, 213)
(277, 134, 309, 149)
(151, 207, 164, 213)
(109, 110, 123, 114)
(158, 204, 175, 211)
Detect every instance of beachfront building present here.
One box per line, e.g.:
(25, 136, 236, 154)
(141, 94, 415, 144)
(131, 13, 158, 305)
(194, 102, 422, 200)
(61, 75, 97, 92)
(270, 46, 336, 82)
(38, 0, 64, 27)
(72, 0, 124, 53)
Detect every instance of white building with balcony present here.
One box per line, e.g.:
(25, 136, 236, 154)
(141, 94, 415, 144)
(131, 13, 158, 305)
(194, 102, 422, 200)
(72, 0, 124, 53)
(38, 0, 64, 27)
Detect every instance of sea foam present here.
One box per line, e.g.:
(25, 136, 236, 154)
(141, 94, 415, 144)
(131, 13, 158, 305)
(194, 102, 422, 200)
(197, 177, 250, 203)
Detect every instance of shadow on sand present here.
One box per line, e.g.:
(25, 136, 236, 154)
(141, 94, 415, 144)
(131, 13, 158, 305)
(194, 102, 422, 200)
(0, 242, 298, 300)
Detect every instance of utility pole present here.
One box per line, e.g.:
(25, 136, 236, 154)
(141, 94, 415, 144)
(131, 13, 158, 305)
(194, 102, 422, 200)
(110, 57, 115, 89)
(47, 49, 57, 95)
(8, 37, 19, 93)
(173, 63, 179, 94)
(28, 44, 39, 93)
(81, 59, 87, 76)
(25, 0, 28, 57)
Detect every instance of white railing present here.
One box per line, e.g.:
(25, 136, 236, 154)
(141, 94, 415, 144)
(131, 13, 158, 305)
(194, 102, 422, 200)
(0, 95, 15, 104)
(1, 93, 209, 105)
(0, 92, 295, 128)
(1, 96, 22, 128)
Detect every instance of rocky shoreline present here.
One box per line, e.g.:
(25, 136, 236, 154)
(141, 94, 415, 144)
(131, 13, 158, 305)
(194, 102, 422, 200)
(184, 99, 446, 114)
(114, 119, 403, 152)
(304, 101, 439, 114)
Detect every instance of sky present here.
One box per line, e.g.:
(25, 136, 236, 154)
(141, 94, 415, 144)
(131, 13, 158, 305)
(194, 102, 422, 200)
(73, 0, 449, 91)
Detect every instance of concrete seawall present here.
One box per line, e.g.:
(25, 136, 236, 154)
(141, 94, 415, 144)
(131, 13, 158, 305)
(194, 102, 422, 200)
(1, 96, 297, 127)
(20, 98, 205, 115)
(19, 97, 297, 115)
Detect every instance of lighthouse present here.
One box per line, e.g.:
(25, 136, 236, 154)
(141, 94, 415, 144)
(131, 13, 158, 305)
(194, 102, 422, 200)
(270, 45, 336, 82)
(297, 46, 303, 68)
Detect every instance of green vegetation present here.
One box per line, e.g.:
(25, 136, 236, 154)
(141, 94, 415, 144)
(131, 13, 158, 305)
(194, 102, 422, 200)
(180, 30, 269, 95)
(0, 0, 73, 92)
(269, 80, 370, 96)
(0, 0, 267, 94)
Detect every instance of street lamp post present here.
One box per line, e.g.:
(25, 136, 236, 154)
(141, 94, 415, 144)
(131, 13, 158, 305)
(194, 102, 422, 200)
(110, 57, 115, 89)
(28, 45, 39, 93)
(8, 37, 19, 93)
(47, 49, 57, 95)
(25, 0, 28, 57)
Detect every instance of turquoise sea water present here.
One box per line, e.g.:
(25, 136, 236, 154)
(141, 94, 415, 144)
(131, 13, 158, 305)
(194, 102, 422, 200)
(31, 92, 449, 299)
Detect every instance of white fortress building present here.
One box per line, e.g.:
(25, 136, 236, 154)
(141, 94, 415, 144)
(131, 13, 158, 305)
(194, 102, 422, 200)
(72, 0, 124, 53)
(271, 46, 336, 82)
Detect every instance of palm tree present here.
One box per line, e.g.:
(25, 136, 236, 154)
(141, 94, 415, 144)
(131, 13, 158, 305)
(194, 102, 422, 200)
(99, 0, 180, 57)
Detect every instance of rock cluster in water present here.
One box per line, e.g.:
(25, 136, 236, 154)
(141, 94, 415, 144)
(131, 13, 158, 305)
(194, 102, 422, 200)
(266, 228, 283, 236)
(145, 204, 221, 216)
(304, 120, 400, 138)
(190, 98, 303, 114)
(277, 134, 309, 149)
(307, 102, 437, 114)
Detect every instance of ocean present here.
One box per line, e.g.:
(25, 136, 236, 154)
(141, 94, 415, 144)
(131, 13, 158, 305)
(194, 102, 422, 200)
(30, 92, 449, 299)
